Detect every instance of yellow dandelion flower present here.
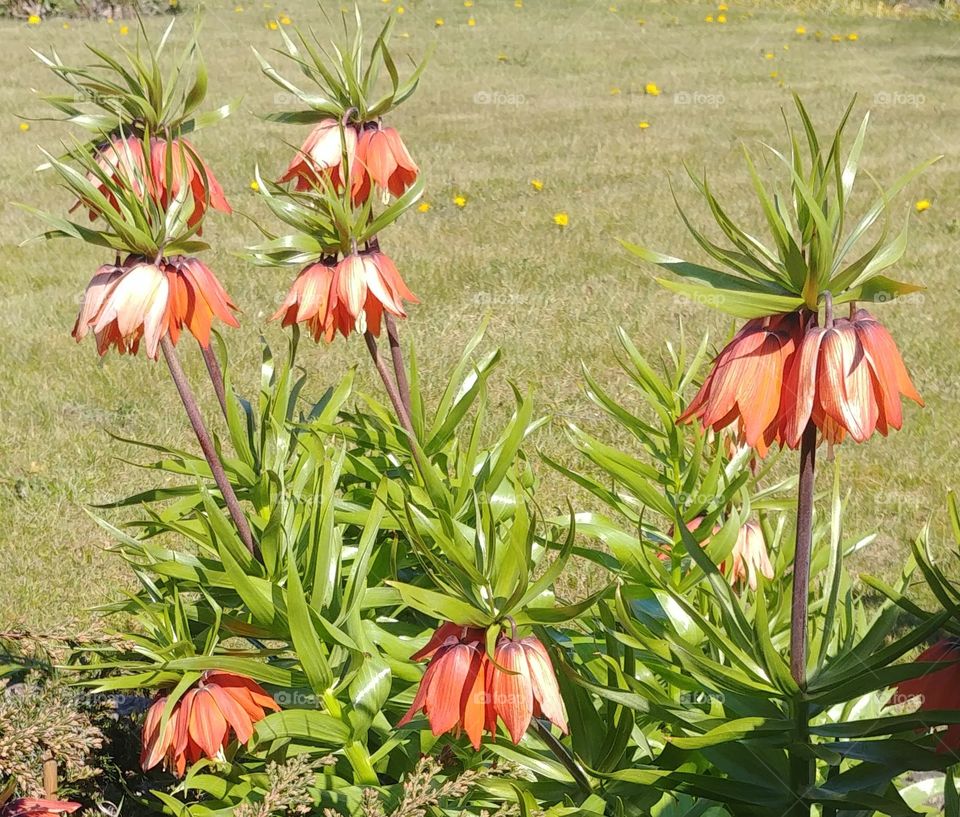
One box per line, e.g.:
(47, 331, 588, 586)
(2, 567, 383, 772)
(609, 87, 621, 95)
(915, 199, 931, 213)
(234, 5, 243, 11)
(464, 0, 473, 6)
(770, 70, 778, 79)
(19, 122, 30, 132)
(553, 212, 569, 227)
(62, 22, 69, 28)
(454, 195, 468, 208)
(515, 0, 523, 7)
(267, 20, 278, 29)
(530, 179, 544, 191)
(636, 17, 646, 25)
(27, 13, 41, 24)
(468, 16, 476, 26)
(795, 25, 806, 35)
(249, 180, 260, 192)
(764, 52, 774, 60)
(705, 14, 714, 22)
(638, 121, 650, 130)
(718, 3, 728, 10)
(609, 4, 618, 12)
(397, 5, 405, 14)
(645, 82, 661, 96)
(120, 25, 129, 35)
(418, 202, 431, 212)
(497, 53, 509, 62)
(830, 34, 841, 42)
(847, 32, 858, 41)
(279, 14, 292, 24)
(435, 17, 444, 26)
(717, 14, 727, 23)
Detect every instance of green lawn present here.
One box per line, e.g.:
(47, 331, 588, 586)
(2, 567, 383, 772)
(2, 0, 958, 629)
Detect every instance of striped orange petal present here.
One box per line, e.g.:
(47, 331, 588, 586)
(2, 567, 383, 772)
(492, 638, 534, 744)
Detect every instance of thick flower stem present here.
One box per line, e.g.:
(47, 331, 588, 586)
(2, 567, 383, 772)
(365, 331, 416, 440)
(788, 420, 817, 817)
(200, 343, 229, 422)
(384, 313, 412, 419)
(531, 720, 593, 794)
(790, 421, 817, 686)
(161, 337, 258, 560)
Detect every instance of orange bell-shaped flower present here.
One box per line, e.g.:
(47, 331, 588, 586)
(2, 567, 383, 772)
(141, 670, 279, 777)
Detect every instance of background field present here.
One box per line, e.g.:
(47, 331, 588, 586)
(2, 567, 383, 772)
(1, 0, 958, 629)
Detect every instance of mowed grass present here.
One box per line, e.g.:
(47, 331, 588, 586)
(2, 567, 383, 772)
(1, 0, 958, 629)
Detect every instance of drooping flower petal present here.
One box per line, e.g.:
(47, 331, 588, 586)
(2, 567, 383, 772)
(492, 638, 534, 744)
(0, 799, 82, 817)
(520, 637, 568, 733)
(890, 638, 960, 753)
(74, 256, 238, 359)
(139, 671, 277, 778)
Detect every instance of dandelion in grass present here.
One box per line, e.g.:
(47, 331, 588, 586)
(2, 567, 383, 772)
(795, 25, 806, 35)
(915, 199, 931, 212)
(530, 179, 544, 191)
(18, 122, 29, 132)
(638, 121, 650, 130)
(847, 32, 858, 41)
(27, 14, 40, 24)
(454, 194, 468, 208)
(468, 16, 476, 26)
(645, 82, 661, 96)
(717, 14, 727, 24)
(553, 212, 569, 228)
(705, 15, 714, 23)
(418, 201, 431, 212)
(435, 17, 444, 26)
